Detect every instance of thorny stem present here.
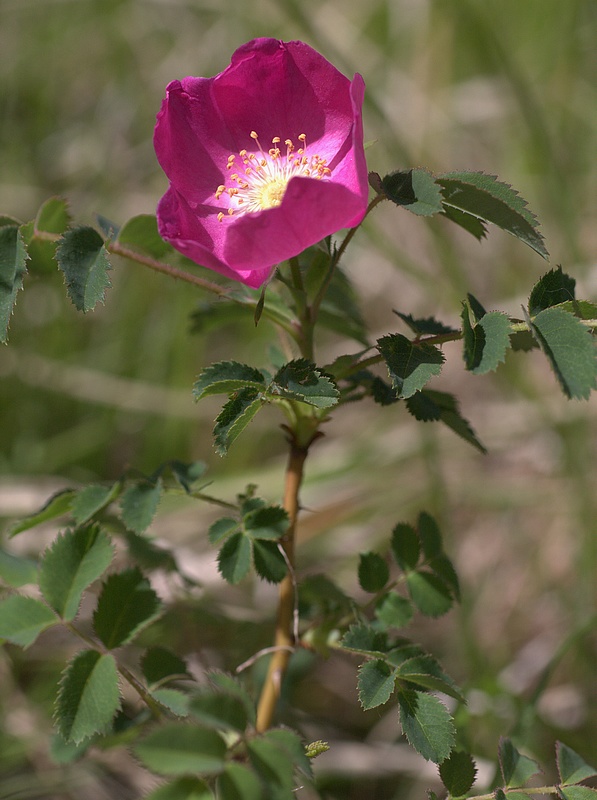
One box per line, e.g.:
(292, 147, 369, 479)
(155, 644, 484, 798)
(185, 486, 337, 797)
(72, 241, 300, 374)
(255, 437, 310, 732)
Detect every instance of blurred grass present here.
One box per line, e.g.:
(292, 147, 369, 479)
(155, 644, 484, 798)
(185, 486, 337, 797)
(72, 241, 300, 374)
(1, 0, 596, 797)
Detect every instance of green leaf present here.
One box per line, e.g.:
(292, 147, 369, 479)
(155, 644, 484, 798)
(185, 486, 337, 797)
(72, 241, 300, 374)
(135, 723, 226, 776)
(391, 523, 421, 570)
(252, 540, 287, 583)
(217, 764, 262, 800)
(499, 737, 541, 787)
(35, 196, 72, 234)
(270, 359, 339, 409)
(437, 172, 548, 259)
(120, 478, 163, 534)
(189, 691, 248, 732)
(39, 525, 114, 621)
(247, 735, 294, 793)
(170, 460, 207, 494)
(339, 622, 388, 656)
(382, 169, 444, 216)
(529, 267, 576, 316)
(214, 388, 264, 456)
(441, 205, 487, 240)
(417, 512, 443, 559)
(56, 650, 121, 743)
(116, 214, 172, 259)
(123, 531, 177, 573)
(531, 307, 597, 399)
(193, 361, 266, 400)
(394, 311, 458, 337)
(377, 333, 444, 398)
(394, 655, 465, 703)
(265, 728, 313, 778)
(358, 552, 389, 592)
(375, 592, 414, 629)
(0, 548, 38, 587)
(315, 264, 369, 346)
(49, 733, 92, 765)
(559, 789, 597, 800)
(145, 777, 214, 800)
(406, 571, 453, 617)
(56, 226, 112, 312)
(429, 554, 460, 602)
(8, 489, 75, 537)
(0, 595, 58, 647)
(554, 300, 597, 321)
(243, 505, 289, 540)
(406, 390, 487, 453)
(208, 517, 240, 545)
(71, 482, 120, 525)
(217, 533, 251, 584)
(398, 689, 455, 764)
(93, 567, 162, 649)
(461, 304, 512, 375)
(152, 688, 191, 717)
(439, 750, 477, 796)
(357, 659, 397, 709)
(206, 671, 256, 728)
(0, 224, 28, 343)
(141, 647, 191, 688)
(557, 742, 597, 786)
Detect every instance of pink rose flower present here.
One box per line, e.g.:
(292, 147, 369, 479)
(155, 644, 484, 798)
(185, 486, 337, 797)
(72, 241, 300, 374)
(154, 38, 369, 288)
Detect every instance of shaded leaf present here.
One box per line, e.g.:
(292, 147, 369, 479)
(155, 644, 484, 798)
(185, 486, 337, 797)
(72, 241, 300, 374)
(557, 742, 597, 786)
(213, 388, 264, 455)
(247, 735, 294, 793)
(441, 206, 487, 240)
(189, 691, 248, 732)
(208, 517, 239, 545)
(439, 750, 477, 796)
(193, 361, 266, 400)
(243, 505, 289, 540)
(151, 688, 191, 717)
(8, 489, 75, 537)
(398, 689, 455, 763)
(141, 647, 191, 688)
(407, 571, 453, 617)
(217, 533, 251, 584)
(391, 523, 420, 570)
(559, 789, 597, 800)
(375, 592, 414, 629)
(270, 359, 339, 409)
(417, 512, 443, 559)
(394, 311, 458, 337)
(93, 567, 162, 648)
(0, 224, 28, 342)
(406, 390, 486, 453)
(462, 304, 511, 375)
(358, 659, 397, 709)
(378, 333, 444, 398)
(145, 777, 214, 800)
(0, 595, 58, 647)
(0, 548, 38, 587)
(170, 460, 207, 494)
(340, 622, 388, 656)
(206, 671, 256, 727)
(499, 737, 541, 787)
(117, 214, 172, 259)
(358, 551, 389, 592)
(382, 169, 444, 216)
(217, 763, 262, 800)
(531, 307, 597, 399)
(394, 655, 465, 703)
(71, 483, 120, 525)
(39, 525, 114, 621)
(120, 478, 163, 534)
(529, 267, 576, 316)
(252, 540, 287, 583)
(56, 226, 112, 311)
(135, 723, 226, 776)
(56, 650, 120, 743)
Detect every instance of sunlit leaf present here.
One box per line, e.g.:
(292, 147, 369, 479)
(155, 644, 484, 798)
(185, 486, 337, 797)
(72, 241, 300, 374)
(270, 359, 339, 409)
(378, 333, 444, 398)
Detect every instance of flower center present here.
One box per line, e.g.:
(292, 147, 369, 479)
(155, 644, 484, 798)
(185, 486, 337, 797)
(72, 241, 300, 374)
(215, 131, 331, 222)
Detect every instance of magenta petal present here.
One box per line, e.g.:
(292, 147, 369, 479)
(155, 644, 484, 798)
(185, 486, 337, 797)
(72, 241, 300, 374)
(154, 39, 369, 287)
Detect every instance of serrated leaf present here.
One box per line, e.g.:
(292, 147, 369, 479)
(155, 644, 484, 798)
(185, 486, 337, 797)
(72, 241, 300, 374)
(116, 213, 172, 259)
(247, 735, 295, 792)
(39, 524, 114, 621)
(499, 737, 541, 787)
(382, 169, 444, 216)
(170, 460, 207, 494)
(358, 659, 397, 709)
(398, 689, 455, 763)
(141, 647, 191, 688)
(559, 788, 597, 800)
(217, 763, 262, 800)
(35, 196, 72, 234)
(557, 742, 597, 786)
(378, 333, 444, 398)
(252, 540, 287, 583)
(497, 792, 533, 800)
(206, 671, 256, 727)
(193, 361, 266, 400)
(439, 750, 477, 796)
(406, 571, 453, 617)
(554, 300, 597, 321)
(123, 530, 177, 573)
(406, 390, 487, 453)
(214, 388, 264, 456)
(339, 622, 388, 656)
(93, 567, 162, 649)
(531, 307, 597, 399)
(56, 650, 120, 742)
(120, 478, 163, 534)
(0, 595, 58, 647)
(217, 532, 251, 584)
(145, 777, 214, 800)
(461, 304, 512, 375)
(394, 655, 465, 703)
(270, 359, 339, 409)
(151, 688, 191, 717)
(208, 517, 240, 545)
(316, 264, 369, 346)
(429, 554, 460, 602)
(375, 592, 414, 629)
(0, 548, 38, 587)
(394, 311, 459, 337)
(441, 205, 487, 240)
(358, 552, 389, 592)
(8, 489, 75, 537)
(49, 732, 92, 765)
(56, 226, 112, 311)
(135, 723, 226, 776)
(529, 267, 576, 316)
(189, 691, 248, 732)
(391, 523, 420, 570)
(437, 172, 548, 259)
(243, 505, 289, 540)
(266, 728, 313, 778)
(0, 224, 28, 342)
(71, 482, 121, 525)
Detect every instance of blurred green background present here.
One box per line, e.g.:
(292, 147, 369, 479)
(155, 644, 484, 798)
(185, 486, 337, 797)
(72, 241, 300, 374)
(1, 0, 596, 798)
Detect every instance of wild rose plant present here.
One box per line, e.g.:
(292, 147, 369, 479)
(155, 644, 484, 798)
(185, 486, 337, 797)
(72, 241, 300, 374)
(1, 37, 596, 800)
